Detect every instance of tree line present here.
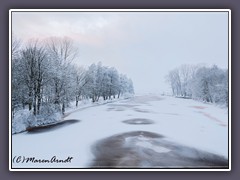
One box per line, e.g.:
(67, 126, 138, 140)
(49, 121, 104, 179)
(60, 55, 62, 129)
(12, 37, 134, 119)
(166, 64, 228, 106)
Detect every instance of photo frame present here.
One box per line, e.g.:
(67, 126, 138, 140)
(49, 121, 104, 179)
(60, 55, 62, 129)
(9, 9, 231, 172)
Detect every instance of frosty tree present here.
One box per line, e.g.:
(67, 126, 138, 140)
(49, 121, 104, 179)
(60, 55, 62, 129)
(82, 62, 134, 102)
(11, 36, 135, 133)
(45, 37, 79, 114)
(166, 64, 228, 106)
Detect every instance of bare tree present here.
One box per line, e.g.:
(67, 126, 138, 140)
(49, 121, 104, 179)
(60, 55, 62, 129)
(73, 66, 89, 107)
(46, 37, 78, 65)
(166, 68, 181, 96)
(45, 37, 79, 114)
(12, 34, 22, 60)
(20, 40, 48, 115)
(11, 34, 22, 117)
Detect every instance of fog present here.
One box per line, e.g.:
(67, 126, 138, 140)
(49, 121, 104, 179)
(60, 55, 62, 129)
(12, 11, 229, 94)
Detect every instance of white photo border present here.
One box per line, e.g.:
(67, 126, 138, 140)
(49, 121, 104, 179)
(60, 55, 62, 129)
(9, 9, 231, 171)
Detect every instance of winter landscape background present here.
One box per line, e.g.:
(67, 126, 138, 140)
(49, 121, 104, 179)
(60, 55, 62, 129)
(11, 11, 229, 169)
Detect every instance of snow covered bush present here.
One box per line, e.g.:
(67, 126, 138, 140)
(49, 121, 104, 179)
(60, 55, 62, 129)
(12, 104, 62, 134)
(12, 109, 36, 134)
(34, 103, 62, 126)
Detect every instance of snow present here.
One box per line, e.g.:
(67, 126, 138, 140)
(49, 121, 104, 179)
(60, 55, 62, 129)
(12, 109, 31, 134)
(12, 95, 228, 168)
(12, 104, 62, 134)
(125, 135, 171, 153)
(135, 141, 171, 153)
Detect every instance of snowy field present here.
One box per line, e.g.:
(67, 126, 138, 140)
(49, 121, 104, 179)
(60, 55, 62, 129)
(12, 94, 229, 168)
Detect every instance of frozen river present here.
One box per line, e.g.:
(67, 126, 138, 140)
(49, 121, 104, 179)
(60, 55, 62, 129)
(12, 95, 229, 169)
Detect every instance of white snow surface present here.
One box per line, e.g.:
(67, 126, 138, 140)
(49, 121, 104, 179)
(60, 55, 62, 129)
(135, 141, 171, 153)
(12, 95, 229, 168)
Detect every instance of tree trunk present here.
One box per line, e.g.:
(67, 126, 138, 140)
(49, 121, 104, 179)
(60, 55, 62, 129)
(62, 102, 65, 115)
(36, 81, 41, 115)
(28, 91, 32, 111)
(76, 96, 79, 107)
(33, 99, 36, 116)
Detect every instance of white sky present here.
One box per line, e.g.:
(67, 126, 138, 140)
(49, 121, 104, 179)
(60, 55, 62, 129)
(12, 11, 229, 94)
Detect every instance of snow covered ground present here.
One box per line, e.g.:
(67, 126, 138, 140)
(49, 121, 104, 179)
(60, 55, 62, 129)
(11, 94, 228, 168)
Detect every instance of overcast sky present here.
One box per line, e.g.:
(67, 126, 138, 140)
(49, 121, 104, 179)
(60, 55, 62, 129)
(12, 11, 229, 94)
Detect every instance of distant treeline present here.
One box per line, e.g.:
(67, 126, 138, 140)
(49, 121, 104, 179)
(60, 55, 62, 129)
(166, 64, 228, 106)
